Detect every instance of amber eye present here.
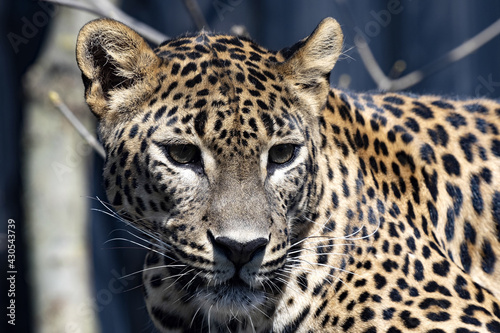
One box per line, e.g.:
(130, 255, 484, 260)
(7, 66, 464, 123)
(268, 144, 296, 165)
(168, 144, 201, 164)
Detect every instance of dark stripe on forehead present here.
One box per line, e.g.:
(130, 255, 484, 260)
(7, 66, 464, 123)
(194, 110, 208, 136)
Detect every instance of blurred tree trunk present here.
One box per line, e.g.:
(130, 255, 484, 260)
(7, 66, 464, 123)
(23, 6, 99, 333)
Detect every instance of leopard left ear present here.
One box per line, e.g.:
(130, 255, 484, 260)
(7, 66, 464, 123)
(76, 18, 162, 119)
(277, 17, 343, 110)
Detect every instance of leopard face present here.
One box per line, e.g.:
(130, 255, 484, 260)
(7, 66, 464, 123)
(77, 18, 342, 330)
(77, 18, 500, 333)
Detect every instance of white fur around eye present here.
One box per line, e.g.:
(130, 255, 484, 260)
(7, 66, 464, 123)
(262, 145, 306, 182)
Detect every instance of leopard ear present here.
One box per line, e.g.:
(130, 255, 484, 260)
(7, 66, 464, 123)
(76, 18, 162, 119)
(277, 17, 343, 110)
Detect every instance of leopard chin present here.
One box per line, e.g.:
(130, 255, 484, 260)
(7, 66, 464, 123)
(193, 281, 268, 319)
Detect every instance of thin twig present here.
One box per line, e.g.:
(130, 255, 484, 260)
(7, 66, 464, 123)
(49, 91, 106, 159)
(42, 0, 168, 44)
(355, 18, 500, 91)
(182, 0, 210, 31)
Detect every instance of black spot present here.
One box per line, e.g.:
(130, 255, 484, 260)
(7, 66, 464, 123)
(464, 221, 477, 244)
(412, 101, 434, 119)
(445, 208, 455, 241)
(331, 192, 339, 209)
(427, 201, 438, 226)
(396, 151, 415, 172)
(400, 310, 420, 329)
(442, 154, 460, 176)
(389, 288, 402, 302)
(149, 274, 162, 288)
(420, 144, 436, 164)
(406, 237, 416, 251)
(427, 312, 450, 322)
(230, 52, 246, 61)
(167, 106, 179, 118)
(460, 242, 472, 273)
(194, 99, 207, 109)
(112, 192, 122, 205)
(492, 139, 500, 157)
(338, 104, 353, 123)
(341, 317, 355, 331)
(396, 279, 407, 291)
(248, 74, 265, 90)
(454, 275, 471, 300)
(383, 308, 396, 320)
(431, 100, 455, 109)
(418, 298, 451, 310)
(404, 117, 420, 133)
(493, 191, 500, 241)
(384, 104, 403, 118)
(433, 260, 450, 277)
(487, 320, 500, 333)
(465, 103, 488, 114)
(360, 307, 375, 322)
(481, 167, 492, 184)
(401, 133, 413, 143)
(296, 273, 308, 291)
(260, 112, 274, 136)
(414, 260, 424, 281)
(423, 282, 452, 296)
(194, 110, 208, 136)
(185, 74, 202, 88)
(154, 106, 167, 120)
(170, 63, 180, 75)
(428, 125, 448, 147)
(460, 316, 481, 327)
(373, 273, 386, 289)
(338, 291, 348, 303)
(355, 110, 366, 125)
(481, 240, 496, 274)
(422, 245, 431, 259)
(446, 113, 467, 128)
(208, 75, 218, 84)
(383, 96, 405, 105)
(470, 175, 484, 215)
(180, 62, 197, 76)
(476, 117, 489, 133)
(119, 150, 129, 167)
(460, 133, 479, 164)
(248, 118, 258, 132)
(387, 130, 396, 142)
(235, 72, 245, 83)
(129, 124, 139, 138)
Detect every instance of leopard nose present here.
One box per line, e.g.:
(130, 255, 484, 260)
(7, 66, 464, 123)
(211, 235, 269, 267)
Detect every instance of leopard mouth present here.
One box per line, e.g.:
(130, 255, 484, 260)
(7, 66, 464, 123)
(170, 267, 267, 315)
(196, 277, 267, 317)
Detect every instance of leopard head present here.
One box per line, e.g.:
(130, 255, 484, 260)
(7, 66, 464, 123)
(76, 17, 342, 327)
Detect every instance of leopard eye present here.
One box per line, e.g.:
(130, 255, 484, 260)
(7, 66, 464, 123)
(168, 144, 201, 164)
(268, 144, 296, 165)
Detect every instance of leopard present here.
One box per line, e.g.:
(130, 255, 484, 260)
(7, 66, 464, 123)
(76, 17, 500, 332)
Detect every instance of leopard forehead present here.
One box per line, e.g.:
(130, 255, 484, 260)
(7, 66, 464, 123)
(143, 33, 304, 158)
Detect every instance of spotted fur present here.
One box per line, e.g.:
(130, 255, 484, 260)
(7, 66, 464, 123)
(77, 18, 500, 333)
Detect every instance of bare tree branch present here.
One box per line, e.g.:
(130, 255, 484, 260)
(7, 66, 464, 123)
(49, 91, 106, 159)
(182, 0, 210, 31)
(354, 18, 500, 91)
(42, 0, 169, 44)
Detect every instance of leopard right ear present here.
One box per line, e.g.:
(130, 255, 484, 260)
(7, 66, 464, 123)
(76, 19, 162, 119)
(276, 18, 343, 112)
